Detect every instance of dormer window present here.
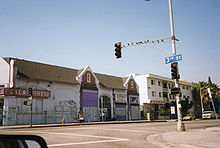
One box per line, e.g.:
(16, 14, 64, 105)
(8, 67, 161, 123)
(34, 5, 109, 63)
(87, 73, 91, 82)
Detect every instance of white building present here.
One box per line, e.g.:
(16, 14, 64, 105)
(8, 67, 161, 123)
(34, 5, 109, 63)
(0, 57, 140, 125)
(132, 73, 194, 119)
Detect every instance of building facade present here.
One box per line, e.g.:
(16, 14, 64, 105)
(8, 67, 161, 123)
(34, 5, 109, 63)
(132, 73, 194, 120)
(0, 57, 140, 125)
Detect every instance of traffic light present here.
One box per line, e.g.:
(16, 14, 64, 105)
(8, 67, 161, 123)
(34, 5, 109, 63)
(171, 62, 180, 79)
(114, 42, 122, 59)
(28, 87, 32, 96)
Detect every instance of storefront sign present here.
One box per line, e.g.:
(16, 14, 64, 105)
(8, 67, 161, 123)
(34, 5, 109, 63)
(130, 97, 139, 104)
(3, 88, 51, 98)
(115, 94, 127, 103)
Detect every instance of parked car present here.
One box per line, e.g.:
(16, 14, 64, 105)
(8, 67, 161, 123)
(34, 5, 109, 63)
(202, 111, 216, 119)
(183, 114, 195, 121)
(217, 113, 220, 119)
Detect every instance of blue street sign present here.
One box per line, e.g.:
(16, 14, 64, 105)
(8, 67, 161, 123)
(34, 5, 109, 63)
(165, 54, 182, 64)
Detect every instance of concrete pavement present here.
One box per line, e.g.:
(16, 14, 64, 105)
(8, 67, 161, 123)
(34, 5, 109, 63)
(146, 125, 220, 148)
(1, 119, 219, 148)
(162, 127, 220, 148)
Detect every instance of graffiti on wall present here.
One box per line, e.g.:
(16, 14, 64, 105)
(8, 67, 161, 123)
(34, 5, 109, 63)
(8, 107, 16, 120)
(58, 100, 77, 107)
(55, 99, 78, 123)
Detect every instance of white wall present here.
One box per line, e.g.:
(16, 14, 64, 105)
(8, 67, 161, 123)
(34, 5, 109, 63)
(3, 79, 81, 125)
(133, 75, 148, 105)
(0, 58, 9, 86)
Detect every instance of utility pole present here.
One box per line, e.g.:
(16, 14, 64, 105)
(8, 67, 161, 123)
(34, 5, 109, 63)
(200, 88, 204, 116)
(207, 88, 218, 120)
(168, 0, 185, 131)
(101, 96, 104, 122)
(28, 87, 33, 127)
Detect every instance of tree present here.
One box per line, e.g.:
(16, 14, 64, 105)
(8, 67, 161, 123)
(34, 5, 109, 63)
(192, 79, 220, 117)
(180, 98, 193, 117)
(158, 103, 171, 116)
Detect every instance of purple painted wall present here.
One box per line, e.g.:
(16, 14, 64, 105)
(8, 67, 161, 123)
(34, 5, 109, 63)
(82, 91, 98, 107)
(115, 103, 126, 121)
(116, 115, 126, 121)
(115, 104, 126, 108)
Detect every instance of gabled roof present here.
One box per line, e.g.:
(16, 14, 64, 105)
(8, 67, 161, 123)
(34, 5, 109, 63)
(4, 57, 79, 84)
(122, 77, 128, 84)
(3, 57, 126, 89)
(95, 73, 126, 90)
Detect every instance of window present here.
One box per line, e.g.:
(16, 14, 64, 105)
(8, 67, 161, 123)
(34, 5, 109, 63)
(168, 83, 171, 89)
(151, 80, 155, 85)
(186, 86, 189, 90)
(130, 81, 134, 88)
(152, 91, 156, 97)
(182, 86, 185, 90)
(163, 92, 168, 98)
(163, 82, 168, 88)
(159, 92, 162, 97)
(169, 94, 175, 100)
(87, 73, 91, 82)
(158, 81, 161, 86)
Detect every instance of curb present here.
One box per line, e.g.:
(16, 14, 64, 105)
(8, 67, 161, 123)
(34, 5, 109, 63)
(0, 120, 167, 129)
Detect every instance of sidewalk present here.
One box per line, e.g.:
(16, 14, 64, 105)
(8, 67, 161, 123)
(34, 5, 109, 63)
(0, 119, 167, 129)
(161, 127, 220, 148)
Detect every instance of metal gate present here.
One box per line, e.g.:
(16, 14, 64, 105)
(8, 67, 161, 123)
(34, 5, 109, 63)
(115, 104, 126, 121)
(82, 90, 99, 122)
(99, 96, 111, 121)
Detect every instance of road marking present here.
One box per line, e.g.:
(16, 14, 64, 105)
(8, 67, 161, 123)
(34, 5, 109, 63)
(17, 131, 128, 140)
(16, 131, 129, 147)
(48, 139, 128, 147)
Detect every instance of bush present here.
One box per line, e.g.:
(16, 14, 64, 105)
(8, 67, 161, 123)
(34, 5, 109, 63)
(159, 108, 170, 116)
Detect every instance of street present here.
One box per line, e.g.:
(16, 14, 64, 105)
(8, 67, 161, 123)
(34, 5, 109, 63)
(0, 120, 220, 148)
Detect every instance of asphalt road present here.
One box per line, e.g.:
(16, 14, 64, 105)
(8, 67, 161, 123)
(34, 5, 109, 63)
(1, 120, 220, 148)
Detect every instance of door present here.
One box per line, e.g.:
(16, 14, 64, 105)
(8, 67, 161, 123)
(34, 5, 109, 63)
(99, 96, 111, 121)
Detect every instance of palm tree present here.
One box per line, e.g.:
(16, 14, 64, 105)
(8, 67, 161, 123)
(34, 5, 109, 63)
(192, 79, 220, 117)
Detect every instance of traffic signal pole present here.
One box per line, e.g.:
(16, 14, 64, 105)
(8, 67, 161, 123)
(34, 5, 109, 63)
(168, 0, 185, 131)
(114, 0, 186, 131)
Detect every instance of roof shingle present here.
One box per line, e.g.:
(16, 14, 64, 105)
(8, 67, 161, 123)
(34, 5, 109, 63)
(8, 58, 79, 84)
(3, 57, 126, 89)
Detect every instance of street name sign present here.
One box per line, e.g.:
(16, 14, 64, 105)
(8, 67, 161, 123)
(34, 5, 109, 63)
(165, 54, 182, 64)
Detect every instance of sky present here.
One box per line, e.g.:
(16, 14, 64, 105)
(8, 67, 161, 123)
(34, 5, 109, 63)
(1, 0, 220, 86)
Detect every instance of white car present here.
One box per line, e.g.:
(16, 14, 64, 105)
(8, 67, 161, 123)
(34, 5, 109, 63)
(202, 111, 216, 119)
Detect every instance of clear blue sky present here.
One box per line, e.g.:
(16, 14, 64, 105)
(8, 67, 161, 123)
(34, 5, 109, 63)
(1, 0, 220, 86)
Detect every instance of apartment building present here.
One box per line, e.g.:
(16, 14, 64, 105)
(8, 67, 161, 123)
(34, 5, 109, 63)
(132, 73, 194, 120)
